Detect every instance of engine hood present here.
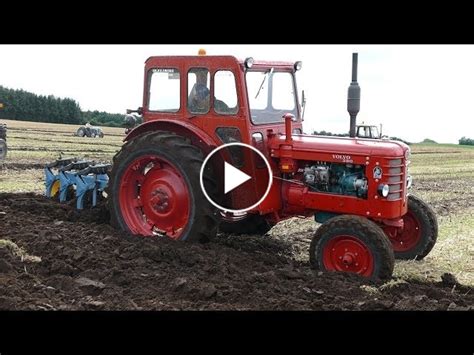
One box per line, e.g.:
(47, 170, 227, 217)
(271, 134, 408, 158)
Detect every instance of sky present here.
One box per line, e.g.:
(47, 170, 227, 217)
(0, 44, 473, 144)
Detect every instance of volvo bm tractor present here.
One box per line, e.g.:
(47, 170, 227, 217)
(106, 51, 437, 280)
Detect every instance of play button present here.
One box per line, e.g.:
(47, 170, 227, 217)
(200, 142, 273, 213)
(224, 162, 251, 194)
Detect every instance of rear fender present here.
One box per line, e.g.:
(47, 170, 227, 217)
(125, 119, 217, 154)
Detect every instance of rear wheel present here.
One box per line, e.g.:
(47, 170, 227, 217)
(0, 138, 7, 160)
(76, 127, 86, 137)
(383, 194, 438, 260)
(310, 215, 394, 281)
(107, 131, 217, 242)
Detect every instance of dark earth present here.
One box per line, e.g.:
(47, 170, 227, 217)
(0, 192, 472, 310)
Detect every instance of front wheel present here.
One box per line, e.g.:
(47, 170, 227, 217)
(310, 215, 394, 281)
(107, 131, 218, 242)
(383, 194, 438, 260)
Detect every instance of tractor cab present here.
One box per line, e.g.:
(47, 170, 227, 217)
(128, 54, 303, 153)
(126, 54, 303, 211)
(356, 124, 382, 139)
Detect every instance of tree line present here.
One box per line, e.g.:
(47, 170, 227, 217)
(459, 137, 474, 146)
(0, 85, 124, 127)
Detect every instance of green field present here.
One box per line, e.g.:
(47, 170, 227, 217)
(1, 119, 473, 286)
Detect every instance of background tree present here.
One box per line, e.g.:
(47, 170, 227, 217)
(0, 85, 125, 127)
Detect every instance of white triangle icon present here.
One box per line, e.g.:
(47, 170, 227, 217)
(224, 161, 252, 194)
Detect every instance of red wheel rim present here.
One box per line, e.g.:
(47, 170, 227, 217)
(119, 155, 190, 239)
(322, 235, 374, 277)
(385, 210, 421, 252)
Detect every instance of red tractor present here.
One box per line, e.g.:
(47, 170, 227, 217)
(107, 51, 437, 280)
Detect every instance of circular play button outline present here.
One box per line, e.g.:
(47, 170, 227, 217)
(199, 142, 273, 213)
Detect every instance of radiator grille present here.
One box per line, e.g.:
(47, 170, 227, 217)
(386, 158, 404, 201)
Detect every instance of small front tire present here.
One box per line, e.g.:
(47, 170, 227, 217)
(383, 194, 438, 260)
(310, 215, 394, 281)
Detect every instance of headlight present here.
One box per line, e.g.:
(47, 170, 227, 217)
(294, 61, 303, 71)
(244, 57, 254, 69)
(378, 184, 390, 197)
(407, 175, 413, 189)
(405, 148, 411, 160)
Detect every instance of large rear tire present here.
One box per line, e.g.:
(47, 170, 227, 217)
(383, 194, 438, 260)
(107, 131, 218, 242)
(0, 138, 7, 160)
(76, 127, 86, 137)
(310, 215, 394, 281)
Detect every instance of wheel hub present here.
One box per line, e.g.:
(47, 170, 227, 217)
(342, 253, 354, 266)
(323, 235, 373, 276)
(119, 155, 190, 239)
(150, 188, 170, 212)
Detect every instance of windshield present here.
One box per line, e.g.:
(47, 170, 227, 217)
(246, 70, 298, 125)
(357, 126, 379, 138)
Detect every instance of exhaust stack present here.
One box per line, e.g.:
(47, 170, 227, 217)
(347, 53, 361, 138)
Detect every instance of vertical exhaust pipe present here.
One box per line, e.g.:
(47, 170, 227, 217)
(347, 53, 361, 138)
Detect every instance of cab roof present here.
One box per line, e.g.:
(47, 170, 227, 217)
(145, 55, 296, 70)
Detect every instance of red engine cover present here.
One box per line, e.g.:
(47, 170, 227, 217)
(268, 134, 410, 220)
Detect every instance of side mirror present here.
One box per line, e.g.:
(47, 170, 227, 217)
(126, 107, 143, 115)
(301, 90, 306, 121)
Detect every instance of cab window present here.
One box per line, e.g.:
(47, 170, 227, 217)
(187, 68, 210, 114)
(246, 70, 298, 124)
(214, 70, 238, 115)
(148, 68, 180, 112)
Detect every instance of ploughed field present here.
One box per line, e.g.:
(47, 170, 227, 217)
(0, 119, 473, 310)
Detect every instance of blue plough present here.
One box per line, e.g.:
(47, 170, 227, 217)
(44, 158, 111, 209)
